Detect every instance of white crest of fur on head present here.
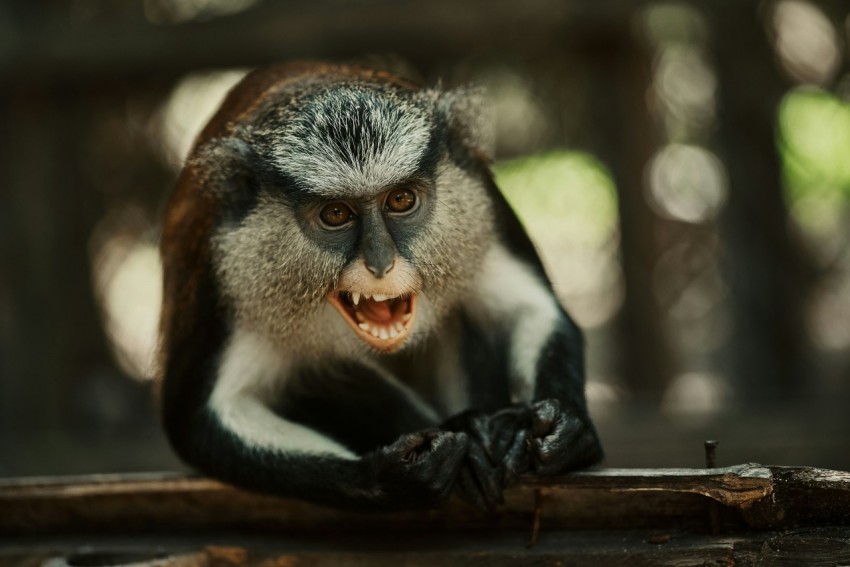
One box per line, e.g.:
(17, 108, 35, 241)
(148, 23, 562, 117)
(271, 86, 433, 197)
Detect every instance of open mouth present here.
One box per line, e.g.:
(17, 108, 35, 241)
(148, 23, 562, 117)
(328, 291, 416, 352)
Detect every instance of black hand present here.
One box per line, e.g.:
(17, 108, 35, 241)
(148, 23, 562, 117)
(528, 398, 603, 475)
(441, 410, 505, 511)
(370, 429, 469, 509)
(442, 407, 536, 510)
(485, 406, 533, 486)
(455, 440, 504, 511)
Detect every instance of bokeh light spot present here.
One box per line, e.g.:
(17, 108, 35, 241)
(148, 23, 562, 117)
(647, 144, 727, 223)
(158, 70, 250, 166)
(771, 0, 841, 86)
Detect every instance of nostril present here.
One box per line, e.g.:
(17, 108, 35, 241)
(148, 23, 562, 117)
(366, 259, 395, 279)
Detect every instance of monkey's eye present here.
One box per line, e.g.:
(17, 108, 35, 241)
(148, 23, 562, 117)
(385, 188, 417, 214)
(319, 202, 355, 228)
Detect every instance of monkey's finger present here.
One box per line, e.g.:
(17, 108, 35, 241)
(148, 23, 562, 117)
(455, 465, 491, 512)
(440, 411, 497, 463)
(529, 415, 584, 475)
(488, 423, 517, 464)
(490, 405, 534, 427)
(467, 442, 504, 510)
(424, 431, 470, 484)
(487, 406, 532, 462)
(500, 428, 531, 487)
(529, 437, 555, 474)
(440, 431, 470, 461)
(531, 399, 561, 438)
(469, 412, 493, 445)
(417, 432, 470, 501)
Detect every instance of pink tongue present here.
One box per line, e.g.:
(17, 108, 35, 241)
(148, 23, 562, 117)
(360, 299, 393, 322)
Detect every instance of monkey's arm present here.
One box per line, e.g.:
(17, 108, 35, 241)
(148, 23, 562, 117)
(184, 401, 468, 510)
(523, 322, 604, 475)
(162, 329, 469, 511)
(450, 244, 603, 500)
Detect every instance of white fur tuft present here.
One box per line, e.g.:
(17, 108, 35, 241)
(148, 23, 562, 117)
(469, 244, 561, 403)
(272, 87, 432, 197)
(209, 327, 357, 459)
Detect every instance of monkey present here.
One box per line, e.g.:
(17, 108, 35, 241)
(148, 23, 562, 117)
(157, 61, 603, 512)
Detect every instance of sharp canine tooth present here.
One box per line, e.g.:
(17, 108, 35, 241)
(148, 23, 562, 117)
(379, 327, 389, 340)
(402, 313, 412, 322)
(355, 311, 366, 323)
(358, 323, 370, 331)
(389, 327, 398, 338)
(352, 292, 360, 306)
(372, 293, 388, 302)
(370, 327, 380, 337)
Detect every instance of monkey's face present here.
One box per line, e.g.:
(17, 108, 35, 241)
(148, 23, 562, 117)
(316, 165, 492, 355)
(210, 82, 493, 355)
(321, 184, 425, 352)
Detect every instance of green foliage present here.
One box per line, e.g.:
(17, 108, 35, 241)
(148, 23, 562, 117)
(779, 88, 850, 198)
(778, 88, 850, 238)
(493, 150, 619, 247)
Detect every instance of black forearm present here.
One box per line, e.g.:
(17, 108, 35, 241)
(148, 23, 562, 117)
(532, 317, 588, 412)
(175, 411, 375, 508)
(173, 410, 468, 511)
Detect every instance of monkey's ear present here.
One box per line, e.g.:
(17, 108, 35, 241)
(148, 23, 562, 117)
(189, 137, 254, 189)
(434, 86, 495, 160)
(189, 137, 260, 221)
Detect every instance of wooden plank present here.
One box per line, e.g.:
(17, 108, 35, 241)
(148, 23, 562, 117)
(2, 527, 850, 566)
(526, 464, 774, 507)
(1, 465, 848, 537)
(1, 466, 849, 565)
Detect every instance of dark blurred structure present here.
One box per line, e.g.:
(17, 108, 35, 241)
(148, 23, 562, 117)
(1, 0, 849, 476)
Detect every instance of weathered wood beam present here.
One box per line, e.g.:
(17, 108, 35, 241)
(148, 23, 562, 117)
(4, 527, 850, 566)
(2, 465, 848, 536)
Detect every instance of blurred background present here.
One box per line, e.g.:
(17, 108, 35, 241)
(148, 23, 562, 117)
(1, 0, 849, 477)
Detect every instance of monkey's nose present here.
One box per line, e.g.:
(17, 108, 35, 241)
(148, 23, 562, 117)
(366, 258, 395, 279)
